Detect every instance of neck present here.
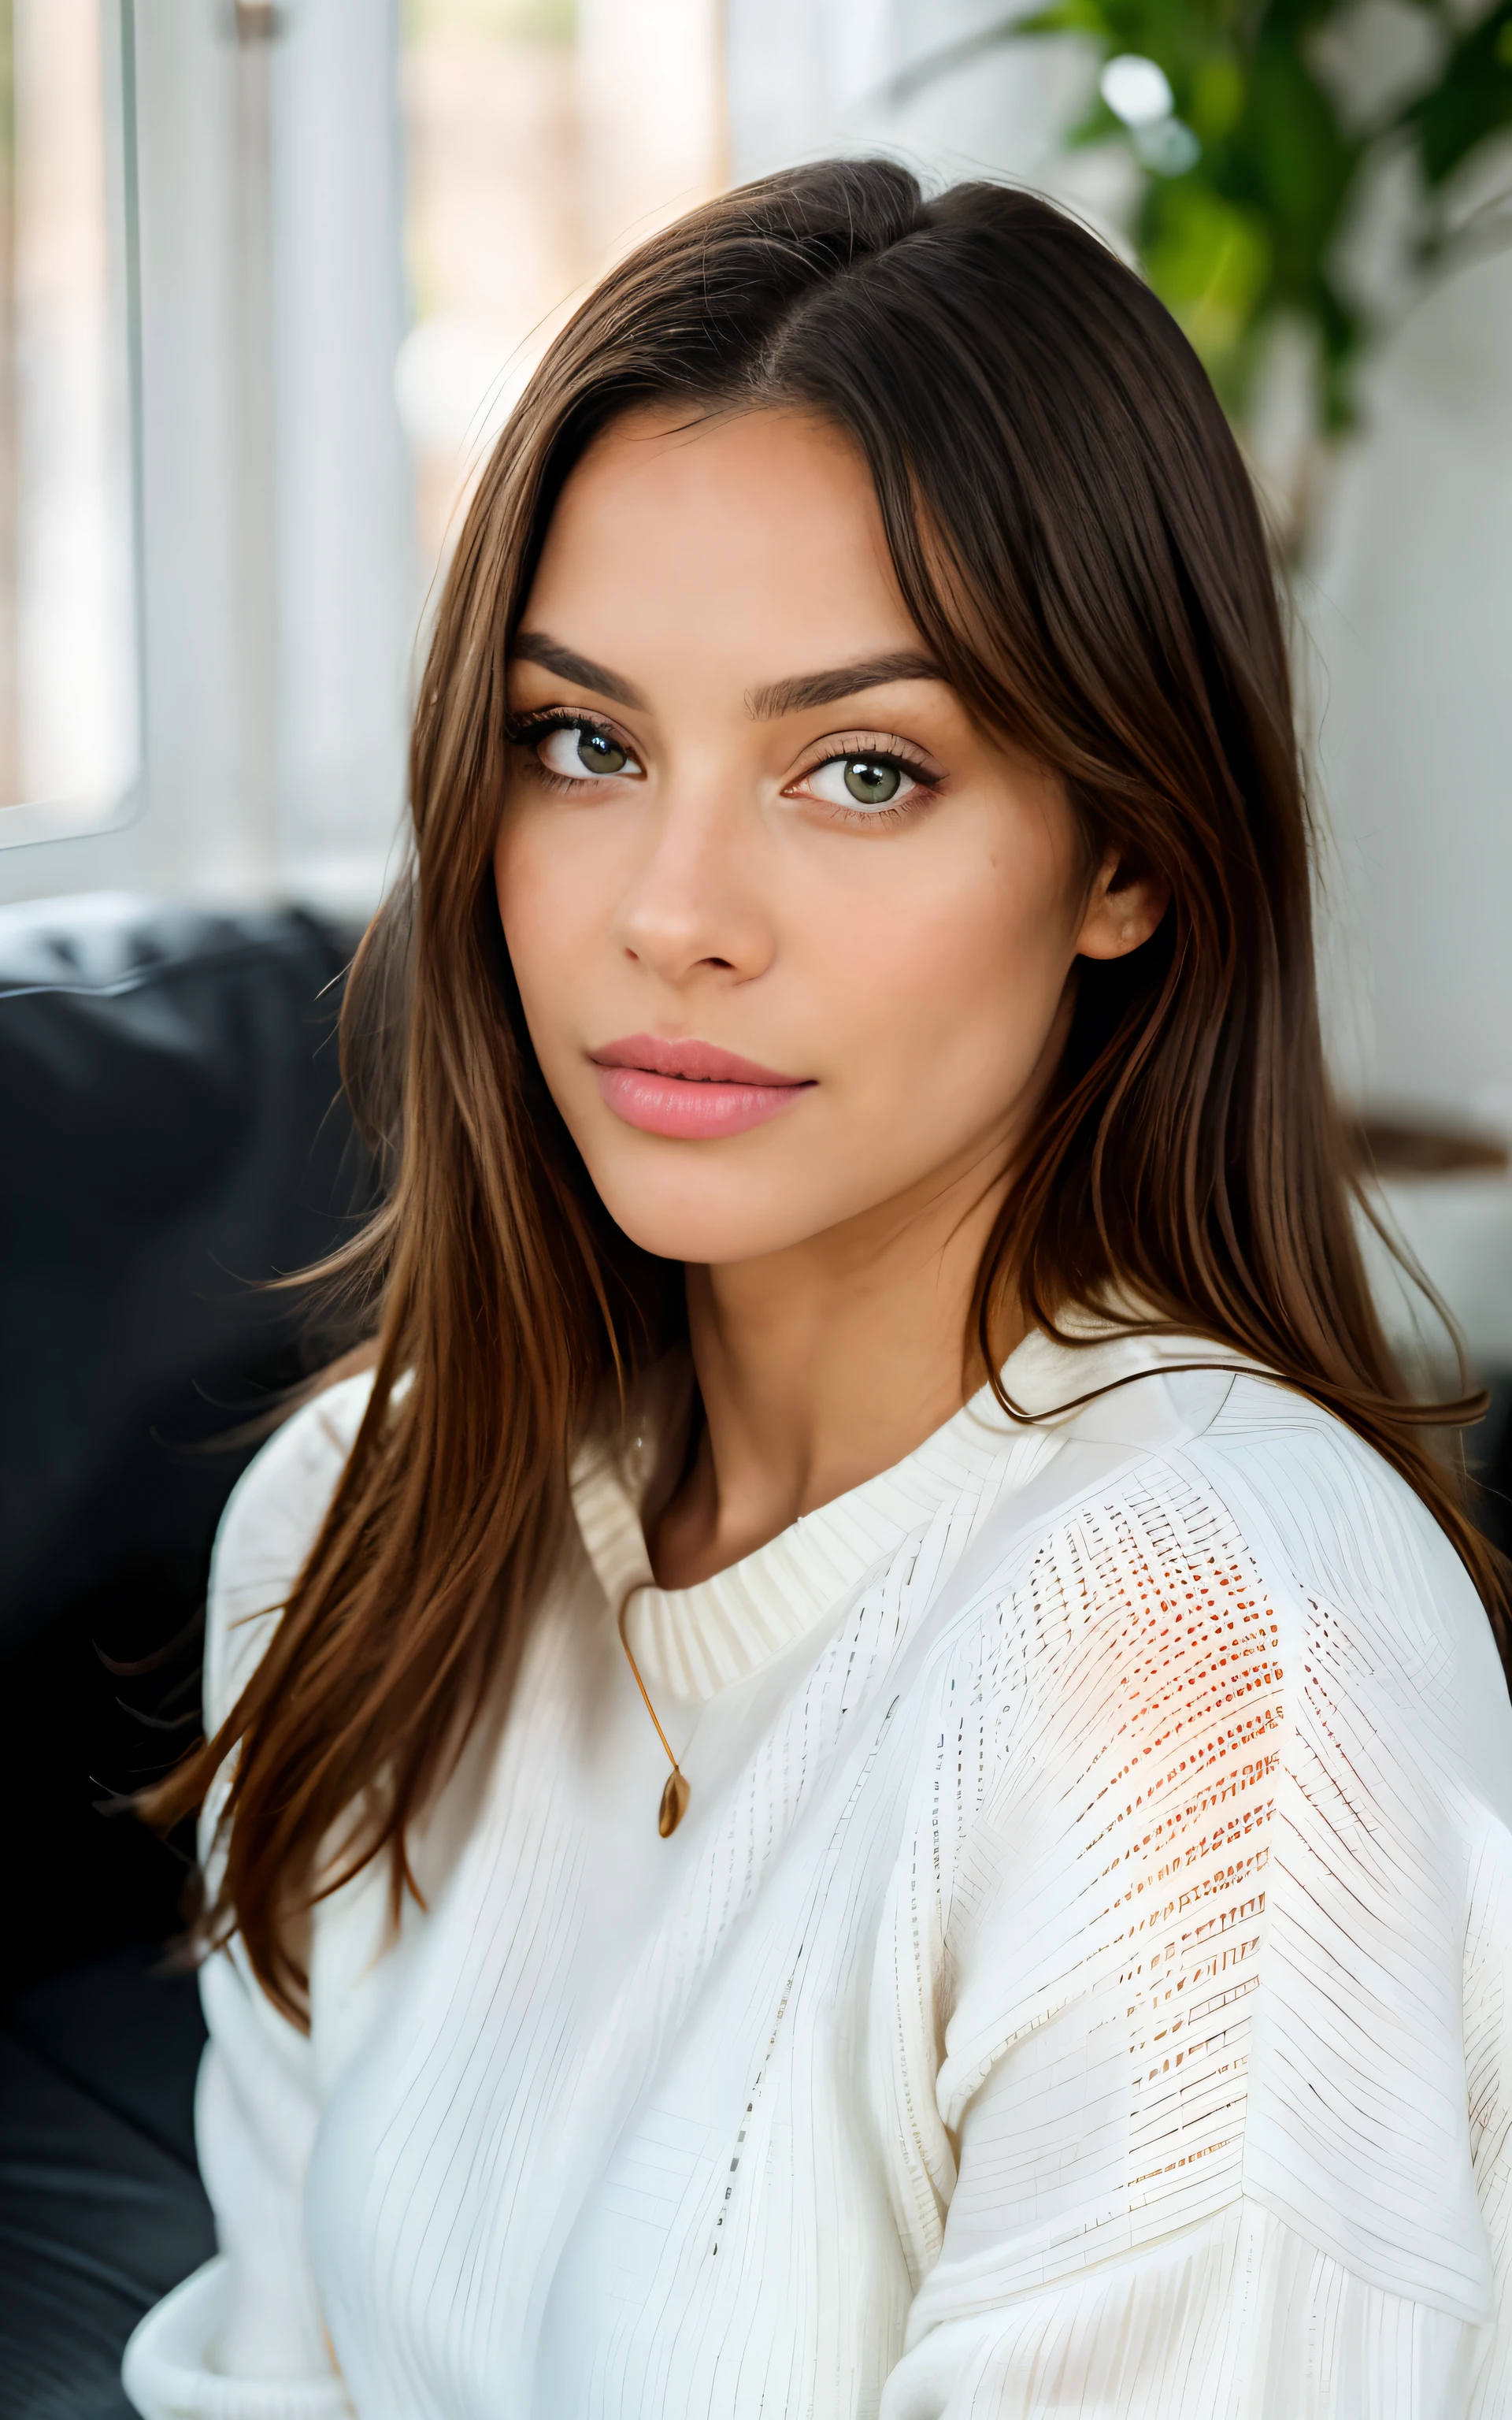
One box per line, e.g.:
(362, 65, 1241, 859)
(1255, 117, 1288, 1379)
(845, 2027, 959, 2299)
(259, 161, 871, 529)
(647, 1146, 1026, 1590)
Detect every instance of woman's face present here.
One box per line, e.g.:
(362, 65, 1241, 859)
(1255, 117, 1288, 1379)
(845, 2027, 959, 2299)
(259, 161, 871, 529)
(495, 406, 1154, 1270)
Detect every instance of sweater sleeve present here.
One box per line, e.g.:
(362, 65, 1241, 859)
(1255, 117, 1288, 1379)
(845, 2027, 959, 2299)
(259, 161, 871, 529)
(122, 1379, 374, 2420)
(879, 1438, 1510, 2417)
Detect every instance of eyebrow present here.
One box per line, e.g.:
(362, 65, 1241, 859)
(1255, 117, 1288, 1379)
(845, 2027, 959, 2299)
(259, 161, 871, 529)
(749, 651, 943, 720)
(511, 631, 647, 708)
(511, 631, 944, 722)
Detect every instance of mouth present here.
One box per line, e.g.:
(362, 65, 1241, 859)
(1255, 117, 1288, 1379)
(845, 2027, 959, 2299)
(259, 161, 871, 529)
(588, 1033, 816, 1140)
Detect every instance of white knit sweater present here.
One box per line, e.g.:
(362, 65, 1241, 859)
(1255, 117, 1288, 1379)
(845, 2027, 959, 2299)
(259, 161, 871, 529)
(123, 1327, 1512, 2419)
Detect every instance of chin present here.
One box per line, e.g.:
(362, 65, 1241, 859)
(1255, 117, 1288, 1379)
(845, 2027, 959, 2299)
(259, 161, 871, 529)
(582, 1160, 832, 1269)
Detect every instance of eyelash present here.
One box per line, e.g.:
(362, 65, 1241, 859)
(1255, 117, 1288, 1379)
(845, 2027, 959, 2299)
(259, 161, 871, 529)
(787, 733, 943, 824)
(508, 709, 636, 796)
(508, 710, 943, 823)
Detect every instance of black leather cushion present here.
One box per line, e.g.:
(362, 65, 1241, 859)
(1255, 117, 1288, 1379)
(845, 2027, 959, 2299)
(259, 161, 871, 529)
(0, 893, 376, 2411)
(0, 894, 369, 1988)
(0, 895, 363, 1666)
(0, 1948, 213, 2420)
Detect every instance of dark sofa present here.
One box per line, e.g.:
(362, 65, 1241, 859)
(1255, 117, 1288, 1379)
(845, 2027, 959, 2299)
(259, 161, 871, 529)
(0, 893, 369, 2418)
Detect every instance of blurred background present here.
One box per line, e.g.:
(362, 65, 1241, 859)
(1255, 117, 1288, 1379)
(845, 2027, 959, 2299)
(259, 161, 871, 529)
(0, 0, 1509, 1277)
(0, 14, 1508, 2394)
(0, 0, 1506, 1092)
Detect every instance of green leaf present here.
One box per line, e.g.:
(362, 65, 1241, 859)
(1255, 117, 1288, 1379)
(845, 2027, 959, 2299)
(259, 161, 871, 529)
(1399, 0, 1512, 188)
(1142, 180, 1272, 369)
(902, 0, 1499, 438)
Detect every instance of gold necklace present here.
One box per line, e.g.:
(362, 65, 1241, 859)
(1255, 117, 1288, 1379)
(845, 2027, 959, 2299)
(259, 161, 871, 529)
(618, 1587, 690, 1836)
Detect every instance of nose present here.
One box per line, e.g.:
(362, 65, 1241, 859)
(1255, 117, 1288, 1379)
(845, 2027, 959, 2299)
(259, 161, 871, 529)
(613, 776, 774, 989)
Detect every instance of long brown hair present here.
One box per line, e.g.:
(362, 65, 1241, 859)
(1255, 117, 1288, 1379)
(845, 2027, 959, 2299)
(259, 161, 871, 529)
(146, 159, 1509, 2021)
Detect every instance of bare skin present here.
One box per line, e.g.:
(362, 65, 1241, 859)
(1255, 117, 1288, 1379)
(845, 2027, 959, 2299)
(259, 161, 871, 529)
(495, 407, 1166, 1587)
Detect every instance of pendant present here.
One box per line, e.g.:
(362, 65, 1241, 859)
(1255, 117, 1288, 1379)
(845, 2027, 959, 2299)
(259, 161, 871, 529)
(658, 1767, 691, 1837)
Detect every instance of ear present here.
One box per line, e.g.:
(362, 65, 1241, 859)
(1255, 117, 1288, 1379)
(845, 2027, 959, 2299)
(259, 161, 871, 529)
(1074, 846, 1169, 962)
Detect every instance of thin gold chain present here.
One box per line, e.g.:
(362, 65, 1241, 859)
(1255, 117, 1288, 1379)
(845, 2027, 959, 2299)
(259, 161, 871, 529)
(617, 1585, 680, 1773)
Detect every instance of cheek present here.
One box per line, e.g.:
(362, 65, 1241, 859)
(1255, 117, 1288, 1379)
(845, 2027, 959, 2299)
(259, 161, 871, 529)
(825, 846, 1074, 1119)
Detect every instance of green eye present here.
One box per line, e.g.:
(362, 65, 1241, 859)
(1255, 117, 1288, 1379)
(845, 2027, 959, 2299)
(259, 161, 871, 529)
(800, 750, 925, 815)
(535, 722, 639, 782)
(576, 728, 628, 775)
(843, 757, 901, 805)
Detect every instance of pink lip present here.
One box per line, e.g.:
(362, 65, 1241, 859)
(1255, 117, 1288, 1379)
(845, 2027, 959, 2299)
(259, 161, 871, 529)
(589, 1033, 815, 1140)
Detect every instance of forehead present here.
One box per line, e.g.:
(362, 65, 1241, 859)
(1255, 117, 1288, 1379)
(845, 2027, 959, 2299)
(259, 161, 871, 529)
(522, 406, 921, 681)
(558, 401, 870, 523)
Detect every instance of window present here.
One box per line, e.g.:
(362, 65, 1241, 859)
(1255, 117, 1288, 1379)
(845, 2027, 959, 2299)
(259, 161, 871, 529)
(399, 0, 724, 582)
(0, 0, 142, 849)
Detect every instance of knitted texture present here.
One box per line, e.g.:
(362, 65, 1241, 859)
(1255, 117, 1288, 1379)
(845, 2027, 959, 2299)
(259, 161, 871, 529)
(124, 1332, 1512, 2418)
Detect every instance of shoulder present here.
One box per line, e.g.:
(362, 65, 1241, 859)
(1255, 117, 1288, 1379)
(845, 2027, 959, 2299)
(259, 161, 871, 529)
(1186, 1373, 1512, 1787)
(971, 1337, 1499, 1735)
(1185, 1368, 1486, 1653)
(987, 1354, 1512, 1817)
(204, 1370, 376, 1733)
(1006, 1329, 1481, 1647)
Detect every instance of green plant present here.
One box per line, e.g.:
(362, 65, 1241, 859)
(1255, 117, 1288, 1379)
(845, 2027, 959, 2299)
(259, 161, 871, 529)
(901, 0, 1512, 429)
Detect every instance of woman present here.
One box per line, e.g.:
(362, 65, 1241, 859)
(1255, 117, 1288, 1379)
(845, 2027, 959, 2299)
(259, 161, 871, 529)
(124, 162, 1512, 2417)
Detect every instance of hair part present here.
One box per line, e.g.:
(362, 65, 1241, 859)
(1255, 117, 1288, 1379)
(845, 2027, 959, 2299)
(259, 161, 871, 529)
(143, 158, 1509, 2023)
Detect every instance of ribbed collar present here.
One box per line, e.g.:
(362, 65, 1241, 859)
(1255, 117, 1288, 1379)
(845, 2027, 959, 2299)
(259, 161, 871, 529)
(570, 1319, 1225, 1706)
